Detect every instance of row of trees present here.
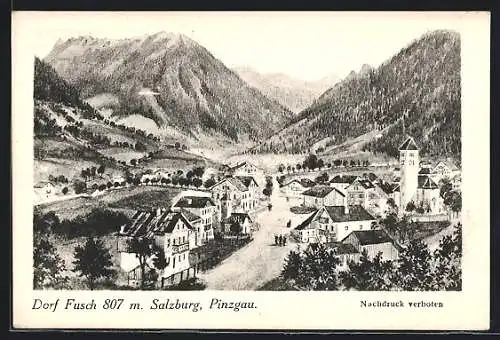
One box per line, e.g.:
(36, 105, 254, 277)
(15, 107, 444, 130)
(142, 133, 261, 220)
(278, 154, 371, 173)
(281, 223, 462, 291)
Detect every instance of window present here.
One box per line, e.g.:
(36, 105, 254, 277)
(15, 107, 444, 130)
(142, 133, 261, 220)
(359, 225, 363, 230)
(345, 226, 349, 231)
(401, 160, 405, 165)
(167, 239, 170, 247)
(410, 160, 414, 165)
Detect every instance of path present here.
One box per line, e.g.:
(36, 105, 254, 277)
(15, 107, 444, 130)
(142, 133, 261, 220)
(198, 177, 299, 290)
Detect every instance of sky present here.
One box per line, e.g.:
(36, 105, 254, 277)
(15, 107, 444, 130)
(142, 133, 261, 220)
(15, 11, 473, 82)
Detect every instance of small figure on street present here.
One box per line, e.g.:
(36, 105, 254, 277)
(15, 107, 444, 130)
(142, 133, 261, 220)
(274, 234, 278, 245)
(286, 220, 291, 228)
(283, 236, 287, 246)
(278, 234, 283, 246)
(268, 203, 273, 211)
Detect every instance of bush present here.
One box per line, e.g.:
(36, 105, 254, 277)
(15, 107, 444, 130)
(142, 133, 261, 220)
(62, 187, 68, 195)
(73, 180, 87, 194)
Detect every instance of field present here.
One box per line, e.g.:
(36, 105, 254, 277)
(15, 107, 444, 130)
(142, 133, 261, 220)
(142, 148, 217, 172)
(37, 185, 180, 219)
(108, 187, 183, 211)
(99, 147, 146, 163)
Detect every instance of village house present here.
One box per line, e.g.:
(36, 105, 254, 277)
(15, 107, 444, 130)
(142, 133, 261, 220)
(226, 161, 259, 177)
(341, 229, 402, 261)
(345, 178, 389, 216)
(301, 185, 346, 209)
(172, 196, 216, 245)
(431, 160, 461, 182)
(118, 208, 196, 287)
(280, 178, 316, 198)
(34, 181, 56, 200)
(210, 176, 258, 213)
(329, 174, 358, 192)
(292, 203, 376, 244)
(221, 212, 253, 235)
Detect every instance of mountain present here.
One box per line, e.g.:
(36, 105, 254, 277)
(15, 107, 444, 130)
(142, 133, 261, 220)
(255, 30, 461, 160)
(44, 32, 294, 143)
(233, 66, 340, 113)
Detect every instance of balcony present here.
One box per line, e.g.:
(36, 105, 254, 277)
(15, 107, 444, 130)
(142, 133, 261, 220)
(172, 243, 189, 254)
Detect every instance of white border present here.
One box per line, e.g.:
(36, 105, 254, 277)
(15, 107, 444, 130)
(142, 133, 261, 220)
(12, 11, 490, 330)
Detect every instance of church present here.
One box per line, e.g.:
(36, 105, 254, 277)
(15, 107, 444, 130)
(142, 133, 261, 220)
(398, 137, 444, 214)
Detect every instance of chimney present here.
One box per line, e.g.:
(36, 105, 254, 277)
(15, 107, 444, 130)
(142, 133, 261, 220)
(187, 198, 193, 205)
(119, 225, 126, 234)
(344, 197, 349, 215)
(156, 207, 161, 216)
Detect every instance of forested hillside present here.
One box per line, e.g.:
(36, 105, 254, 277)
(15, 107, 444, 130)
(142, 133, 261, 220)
(255, 30, 461, 160)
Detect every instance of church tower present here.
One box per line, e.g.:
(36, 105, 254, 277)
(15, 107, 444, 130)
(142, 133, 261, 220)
(399, 136, 419, 212)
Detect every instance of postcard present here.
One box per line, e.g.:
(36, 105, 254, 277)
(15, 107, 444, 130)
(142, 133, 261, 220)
(12, 11, 490, 330)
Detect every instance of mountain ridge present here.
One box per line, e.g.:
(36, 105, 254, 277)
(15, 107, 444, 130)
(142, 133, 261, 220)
(254, 30, 461, 160)
(233, 66, 340, 113)
(44, 32, 294, 143)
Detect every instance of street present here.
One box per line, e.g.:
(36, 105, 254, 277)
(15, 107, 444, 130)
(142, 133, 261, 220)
(198, 177, 302, 290)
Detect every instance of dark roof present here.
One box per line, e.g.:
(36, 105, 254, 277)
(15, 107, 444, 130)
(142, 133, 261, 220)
(351, 178, 375, 190)
(212, 177, 248, 192)
(328, 242, 360, 255)
(235, 176, 259, 188)
(342, 229, 393, 246)
(224, 212, 252, 225)
(418, 168, 432, 175)
(302, 185, 345, 198)
(230, 161, 256, 171)
(173, 196, 216, 208)
(364, 173, 378, 182)
(324, 205, 375, 223)
(180, 209, 201, 222)
(307, 242, 359, 255)
(399, 137, 419, 150)
(294, 210, 320, 231)
(283, 178, 316, 188)
(418, 175, 439, 189)
(330, 175, 358, 184)
(121, 210, 195, 237)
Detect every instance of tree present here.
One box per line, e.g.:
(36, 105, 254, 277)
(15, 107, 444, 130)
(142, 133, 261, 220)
(73, 180, 87, 194)
(98, 184, 106, 191)
(152, 247, 168, 273)
(294, 244, 341, 290)
(405, 201, 416, 212)
(431, 223, 462, 290)
(192, 177, 203, 188)
(340, 250, 394, 291)
(97, 165, 105, 177)
(439, 178, 453, 198)
(393, 239, 433, 291)
(175, 142, 181, 149)
(262, 187, 272, 197)
(278, 165, 284, 173)
(281, 250, 303, 282)
(106, 181, 113, 189)
(62, 187, 68, 195)
(204, 177, 216, 188)
(126, 237, 156, 289)
(72, 237, 115, 290)
(80, 169, 88, 181)
(33, 234, 68, 289)
(130, 159, 137, 166)
(33, 210, 68, 289)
